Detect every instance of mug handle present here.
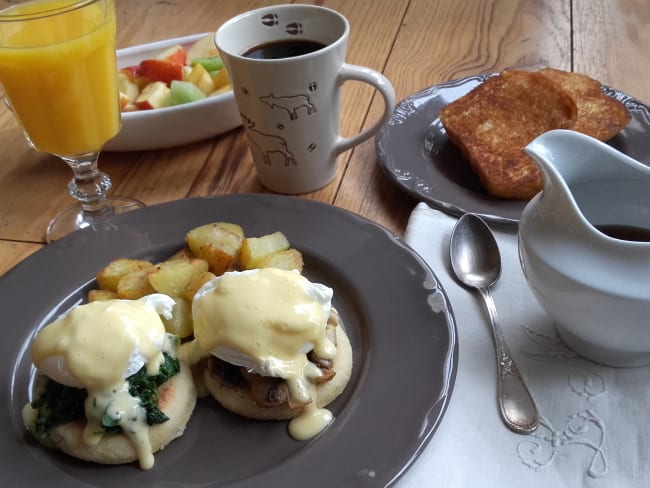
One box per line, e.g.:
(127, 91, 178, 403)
(334, 64, 396, 155)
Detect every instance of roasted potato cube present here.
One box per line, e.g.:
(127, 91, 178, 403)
(240, 231, 290, 269)
(213, 222, 245, 237)
(116, 269, 156, 299)
(256, 248, 304, 272)
(96, 258, 153, 292)
(186, 223, 243, 275)
(161, 297, 193, 338)
(147, 258, 209, 297)
(87, 289, 119, 302)
(183, 270, 217, 302)
(166, 247, 194, 261)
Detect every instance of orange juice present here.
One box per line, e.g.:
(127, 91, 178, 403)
(0, 0, 120, 156)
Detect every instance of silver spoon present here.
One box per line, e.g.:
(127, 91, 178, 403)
(449, 213, 539, 434)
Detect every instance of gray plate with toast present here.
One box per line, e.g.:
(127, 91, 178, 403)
(376, 73, 650, 225)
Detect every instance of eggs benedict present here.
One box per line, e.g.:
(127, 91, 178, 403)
(23, 294, 197, 470)
(181, 268, 352, 440)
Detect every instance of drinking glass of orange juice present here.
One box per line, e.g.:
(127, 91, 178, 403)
(0, 0, 143, 242)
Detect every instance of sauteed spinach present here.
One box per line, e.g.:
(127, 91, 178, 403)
(31, 353, 180, 440)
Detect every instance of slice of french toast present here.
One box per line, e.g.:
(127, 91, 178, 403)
(537, 68, 631, 141)
(439, 70, 577, 200)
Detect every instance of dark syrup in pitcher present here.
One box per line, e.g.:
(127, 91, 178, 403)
(243, 39, 326, 59)
(596, 224, 650, 242)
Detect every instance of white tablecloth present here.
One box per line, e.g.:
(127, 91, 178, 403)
(396, 203, 649, 488)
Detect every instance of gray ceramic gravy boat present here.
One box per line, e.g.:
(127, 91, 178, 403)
(519, 129, 650, 367)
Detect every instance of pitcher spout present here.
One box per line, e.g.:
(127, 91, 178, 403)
(525, 129, 650, 190)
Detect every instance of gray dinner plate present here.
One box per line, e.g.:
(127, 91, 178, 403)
(1, 194, 457, 487)
(376, 74, 650, 225)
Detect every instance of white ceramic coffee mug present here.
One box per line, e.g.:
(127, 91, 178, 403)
(216, 4, 396, 194)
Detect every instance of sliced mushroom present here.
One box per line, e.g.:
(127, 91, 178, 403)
(240, 368, 309, 409)
(312, 368, 336, 384)
(210, 357, 244, 386)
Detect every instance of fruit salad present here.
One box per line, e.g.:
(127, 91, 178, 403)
(118, 34, 231, 112)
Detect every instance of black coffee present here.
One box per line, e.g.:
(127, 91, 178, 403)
(596, 224, 650, 242)
(243, 39, 326, 59)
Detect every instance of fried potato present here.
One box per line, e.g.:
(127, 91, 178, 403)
(87, 289, 119, 302)
(161, 297, 194, 338)
(186, 223, 243, 275)
(147, 258, 209, 298)
(116, 269, 156, 300)
(240, 232, 290, 270)
(96, 258, 153, 292)
(183, 270, 217, 302)
(166, 247, 194, 262)
(256, 248, 304, 272)
(88, 223, 305, 346)
(213, 222, 244, 238)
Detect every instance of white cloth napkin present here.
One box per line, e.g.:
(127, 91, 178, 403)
(396, 203, 650, 488)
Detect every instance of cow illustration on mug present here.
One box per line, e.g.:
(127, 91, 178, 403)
(260, 92, 317, 120)
(242, 114, 297, 166)
(238, 87, 321, 167)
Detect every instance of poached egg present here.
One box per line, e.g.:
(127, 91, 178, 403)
(183, 268, 338, 439)
(27, 293, 177, 469)
(32, 293, 176, 389)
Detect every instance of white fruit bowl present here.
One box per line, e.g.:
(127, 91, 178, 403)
(104, 33, 241, 152)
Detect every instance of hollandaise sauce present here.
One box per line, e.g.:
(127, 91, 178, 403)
(27, 296, 177, 470)
(288, 383, 334, 441)
(188, 268, 338, 439)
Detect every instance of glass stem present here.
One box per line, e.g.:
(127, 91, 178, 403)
(61, 152, 112, 214)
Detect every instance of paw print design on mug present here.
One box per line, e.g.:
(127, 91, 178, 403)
(217, 4, 396, 194)
(285, 22, 303, 35)
(260, 13, 278, 26)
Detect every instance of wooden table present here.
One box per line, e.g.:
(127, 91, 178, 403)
(1, 0, 648, 276)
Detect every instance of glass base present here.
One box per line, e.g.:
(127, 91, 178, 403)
(45, 196, 145, 243)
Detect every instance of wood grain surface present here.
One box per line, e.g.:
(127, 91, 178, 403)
(0, 0, 648, 276)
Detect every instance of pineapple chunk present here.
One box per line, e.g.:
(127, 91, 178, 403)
(186, 63, 214, 95)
